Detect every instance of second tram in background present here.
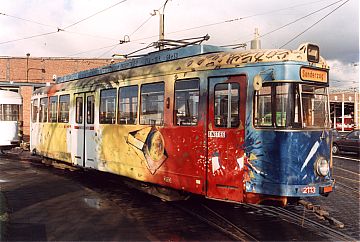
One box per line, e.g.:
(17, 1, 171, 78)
(30, 41, 334, 206)
(0, 90, 22, 153)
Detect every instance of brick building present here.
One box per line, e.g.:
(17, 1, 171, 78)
(0, 56, 116, 141)
(329, 89, 359, 131)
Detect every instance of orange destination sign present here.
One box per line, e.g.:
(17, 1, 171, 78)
(300, 67, 328, 83)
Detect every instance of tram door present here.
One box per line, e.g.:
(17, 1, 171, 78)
(72, 92, 96, 168)
(206, 75, 247, 202)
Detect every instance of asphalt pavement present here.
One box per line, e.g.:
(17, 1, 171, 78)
(0, 151, 359, 241)
(0, 153, 150, 241)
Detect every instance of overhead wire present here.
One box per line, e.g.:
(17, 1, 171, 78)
(221, 0, 345, 48)
(159, 0, 334, 36)
(76, 0, 337, 57)
(62, 0, 128, 29)
(0, 12, 55, 28)
(97, 0, 166, 58)
(0, 0, 349, 57)
(0, 0, 129, 46)
(68, 43, 120, 57)
(0, 12, 119, 41)
(0, 31, 59, 45)
(279, 0, 350, 48)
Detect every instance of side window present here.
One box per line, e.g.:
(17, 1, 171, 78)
(59, 95, 70, 123)
(39, 97, 48, 123)
(140, 82, 164, 125)
(87, 95, 95, 124)
(76, 97, 83, 124)
(100, 89, 116, 124)
(31, 99, 38, 123)
(275, 84, 289, 127)
(174, 79, 199, 126)
(214, 83, 239, 128)
(0, 104, 19, 121)
(49, 96, 58, 123)
(119, 85, 138, 124)
(254, 85, 272, 127)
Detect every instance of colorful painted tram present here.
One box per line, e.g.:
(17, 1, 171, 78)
(30, 43, 334, 205)
(0, 90, 22, 153)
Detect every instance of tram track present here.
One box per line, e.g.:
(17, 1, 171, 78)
(172, 201, 259, 242)
(335, 181, 359, 199)
(243, 203, 356, 241)
(2, 154, 359, 241)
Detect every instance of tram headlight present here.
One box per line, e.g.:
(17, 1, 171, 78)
(315, 157, 329, 177)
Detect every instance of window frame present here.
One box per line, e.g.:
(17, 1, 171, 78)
(174, 78, 200, 126)
(87, 95, 95, 125)
(118, 85, 139, 125)
(253, 82, 329, 129)
(140, 82, 165, 126)
(76, 96, 83, 124)
(214, 82, 240, 128)
(99, 88, 117, 124)
(31, 99, 39, 123)
(39, 97, 48, 123)
(48, 96, 58, 123)
(58, 94, 70, 123)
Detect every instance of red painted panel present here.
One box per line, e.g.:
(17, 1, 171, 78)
(206, 75, 247, 202)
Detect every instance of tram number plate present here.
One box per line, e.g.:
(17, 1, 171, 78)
(302, 186, 316, 194)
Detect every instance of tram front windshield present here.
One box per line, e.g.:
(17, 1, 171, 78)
(0, 104, 20, 121)
(254, 83, 330, 129)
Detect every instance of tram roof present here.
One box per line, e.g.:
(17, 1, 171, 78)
(55, 43, 328, 84)
(0, 90, 22, 104)
(56, 45, 227, 84)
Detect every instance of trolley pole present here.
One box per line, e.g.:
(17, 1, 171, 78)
(158, 0, 169, 50)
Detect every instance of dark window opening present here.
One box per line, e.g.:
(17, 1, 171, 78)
(39, 97, 48, 123)
(87, 95, 95, 124)
(49, 96, 58, 123)
(119, 85, 138, 125)
(174, 79, 199, 126)
(214, 83, 240, 128)
(31, 99, 38, 123)
(100, 89, 116, 124)
(59, 95, 70, 123)
(140, 82, 164, 125)
(76, 97, 83, 124)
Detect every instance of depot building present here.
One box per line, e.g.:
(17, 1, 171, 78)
(0, 55, 117, 142)
(329, 90, 359, 132)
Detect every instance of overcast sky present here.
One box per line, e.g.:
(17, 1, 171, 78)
(0, 0, 358, 89)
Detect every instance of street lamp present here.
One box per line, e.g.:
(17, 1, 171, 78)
(26, 53, 30, 82)
(25, 53, 45, 83)
(27, 68, 46, 82)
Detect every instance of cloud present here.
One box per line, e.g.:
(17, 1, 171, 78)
(328, 59, 359, 89)
(0, 0, 358, 65)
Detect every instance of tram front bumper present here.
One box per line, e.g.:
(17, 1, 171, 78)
(245, 179, 335, 197)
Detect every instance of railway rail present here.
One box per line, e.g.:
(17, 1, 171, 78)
(243, 203, 355, 241)
(172, 201, 258, 241)
(2, 153, 358, 241)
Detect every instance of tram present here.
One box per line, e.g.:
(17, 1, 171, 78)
(0, 90, 22, 153)
(30, 42, 334, 206)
